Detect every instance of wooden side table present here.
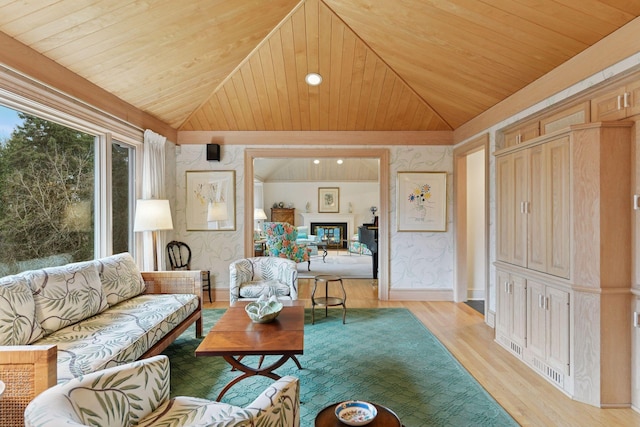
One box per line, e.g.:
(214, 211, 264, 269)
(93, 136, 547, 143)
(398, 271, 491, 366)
(315, 402, 402, 426)
(311, 274, 346, 324)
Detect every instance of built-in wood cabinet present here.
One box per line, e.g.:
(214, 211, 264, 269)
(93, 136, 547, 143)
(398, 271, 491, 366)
(591, 79, 640, 121)
(495, 122, 632, 407)
(502, 101, 589, 149)
(270, 208, 295, 224)
(496, 135, 570, 279)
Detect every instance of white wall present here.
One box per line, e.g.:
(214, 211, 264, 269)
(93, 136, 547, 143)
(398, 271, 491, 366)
(466, 149, 485, 300)
(263, 181, 379, 228)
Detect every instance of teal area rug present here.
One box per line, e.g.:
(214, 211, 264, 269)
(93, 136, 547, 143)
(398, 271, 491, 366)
(163, 308, 517, 426)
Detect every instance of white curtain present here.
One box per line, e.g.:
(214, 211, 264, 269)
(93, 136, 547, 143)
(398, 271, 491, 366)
(141, 129, 168, 270)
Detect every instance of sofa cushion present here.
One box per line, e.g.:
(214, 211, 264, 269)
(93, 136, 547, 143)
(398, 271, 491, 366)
(239, 280, 292, 300)
(35, 293, 199, 382)
(26, 261, 108, 335)
(0, 275, 44, 345)
(95, 253, 146, 306)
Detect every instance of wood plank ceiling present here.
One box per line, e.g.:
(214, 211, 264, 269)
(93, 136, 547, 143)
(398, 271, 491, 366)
(1, 0, 640, 132)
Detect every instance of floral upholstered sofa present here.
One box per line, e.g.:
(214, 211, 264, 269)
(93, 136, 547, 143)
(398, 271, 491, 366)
(24, 355, 300, 427)
(0, 253, 203, 427)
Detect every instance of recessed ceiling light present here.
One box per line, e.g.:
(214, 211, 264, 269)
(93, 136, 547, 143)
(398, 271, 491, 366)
(305, 73, 322, 86)
(313, 159, 320, 164)
(337, 159, 343, 164)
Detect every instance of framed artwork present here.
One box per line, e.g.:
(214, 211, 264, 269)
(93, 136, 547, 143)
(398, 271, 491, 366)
(397, 172, 447, 232)
(318, 187, 340, 213)
(186, 170, 235, 231)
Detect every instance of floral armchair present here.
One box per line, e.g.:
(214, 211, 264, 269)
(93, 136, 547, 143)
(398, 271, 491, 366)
(24, 355, 300, 427)
(263, 222, 312, 270)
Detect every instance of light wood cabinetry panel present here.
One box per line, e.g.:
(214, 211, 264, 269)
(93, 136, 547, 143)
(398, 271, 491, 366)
(270, 208, 295, 224)
(539, 101, 590, 135)
(545, 138, 571, 278)
(496, 150, 528, 267)
(591, 79, 640, 122)
(545, 286, 570, 376)
(496, 269, 527, 356)
(504, 121, 539, 148)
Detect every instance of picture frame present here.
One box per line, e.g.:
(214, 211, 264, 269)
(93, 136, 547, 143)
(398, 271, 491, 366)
(318, 187, 340, 213)
(397, 172, 447, 232)
(186, 170, 235, 231)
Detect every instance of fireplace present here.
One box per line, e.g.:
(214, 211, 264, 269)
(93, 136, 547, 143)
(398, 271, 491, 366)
(310, 222, 348, 249)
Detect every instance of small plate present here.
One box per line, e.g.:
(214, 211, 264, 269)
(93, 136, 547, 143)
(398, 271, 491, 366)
(335, 400, 377, 426)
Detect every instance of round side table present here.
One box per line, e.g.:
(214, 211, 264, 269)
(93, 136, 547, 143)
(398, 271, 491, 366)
(315, 402, 402, 426)
(312, 274, 346, 324)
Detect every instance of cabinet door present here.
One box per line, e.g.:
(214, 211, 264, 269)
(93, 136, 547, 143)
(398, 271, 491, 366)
(545, 137, 571, 278)
(511, 274, 528, 348)
(496, 157, 513, 263)
(512, 150, 529, 267)
(626, 79, 640, 117)
(632, 298, 640, 409)
(527, 280, 547, 361)
(527, 145, 546, 273)
(495, 270, 511, 335)
(591, 86, 626, 121)
(546, 287, 570, 375)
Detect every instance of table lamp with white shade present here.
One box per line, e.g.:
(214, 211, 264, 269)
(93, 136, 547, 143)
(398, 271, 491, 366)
(254, 208, 267, 235)
(134, 199, 174, 271)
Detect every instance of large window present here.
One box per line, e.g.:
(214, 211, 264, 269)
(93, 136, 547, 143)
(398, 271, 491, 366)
(0, 102, 140, 273)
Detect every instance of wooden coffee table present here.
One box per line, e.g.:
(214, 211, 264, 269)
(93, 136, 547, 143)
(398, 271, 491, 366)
(195, 300, 304, 400)
(315, 402, 402, 426)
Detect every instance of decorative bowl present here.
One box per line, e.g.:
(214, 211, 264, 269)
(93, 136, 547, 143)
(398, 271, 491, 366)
(334, 400, 377, 426)
(245, 296, 283, 323)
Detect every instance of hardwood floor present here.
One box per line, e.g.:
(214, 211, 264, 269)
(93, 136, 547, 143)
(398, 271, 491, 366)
(205, 279, 640, 426)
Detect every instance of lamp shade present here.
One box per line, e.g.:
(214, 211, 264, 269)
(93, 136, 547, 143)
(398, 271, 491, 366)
(207, 201, 228, 221)
(134, 199, 174, 231)
(254, 208, 267, 220)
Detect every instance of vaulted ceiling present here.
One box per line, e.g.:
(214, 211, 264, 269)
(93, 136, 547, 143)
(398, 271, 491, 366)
(1, 0, 640, 132)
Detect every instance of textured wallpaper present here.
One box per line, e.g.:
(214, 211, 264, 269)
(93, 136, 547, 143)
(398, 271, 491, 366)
(173, 144, 455, 296)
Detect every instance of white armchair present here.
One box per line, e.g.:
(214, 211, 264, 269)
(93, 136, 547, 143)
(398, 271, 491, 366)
(229, 256, 298, 304)
(24, 355, 300, 427)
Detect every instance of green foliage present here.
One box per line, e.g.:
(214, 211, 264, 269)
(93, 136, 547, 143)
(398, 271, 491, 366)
(0, 113, 95, 263)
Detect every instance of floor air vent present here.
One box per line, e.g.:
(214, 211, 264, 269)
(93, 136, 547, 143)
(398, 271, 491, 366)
(509, 341, 522, 356)
(532, 357, 564, 388)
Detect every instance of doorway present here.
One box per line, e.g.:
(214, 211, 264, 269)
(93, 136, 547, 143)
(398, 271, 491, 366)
(244, 148, 391, 300)
(454, 135, 489, 320)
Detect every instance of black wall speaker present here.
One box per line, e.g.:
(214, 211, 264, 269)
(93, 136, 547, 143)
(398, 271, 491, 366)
(206, 143, 220, 161)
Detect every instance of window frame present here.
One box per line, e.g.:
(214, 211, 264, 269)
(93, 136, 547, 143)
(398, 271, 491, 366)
(0, 66, 144, 260)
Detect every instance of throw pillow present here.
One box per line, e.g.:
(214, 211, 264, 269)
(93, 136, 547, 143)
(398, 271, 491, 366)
(95, 253, 146, 306)
(0, 275, 44, 345)
(26, 261, 108, 335)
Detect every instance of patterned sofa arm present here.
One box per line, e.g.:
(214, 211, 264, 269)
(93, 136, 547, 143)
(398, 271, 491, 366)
(0, 345, 57, 427)
(141, 270, 203, 341)
(24, 355, 170, 427)
(141, 270, 202, 296)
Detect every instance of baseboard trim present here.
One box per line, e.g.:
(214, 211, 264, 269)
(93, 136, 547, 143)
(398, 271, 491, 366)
(388, 288, 453, 301)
